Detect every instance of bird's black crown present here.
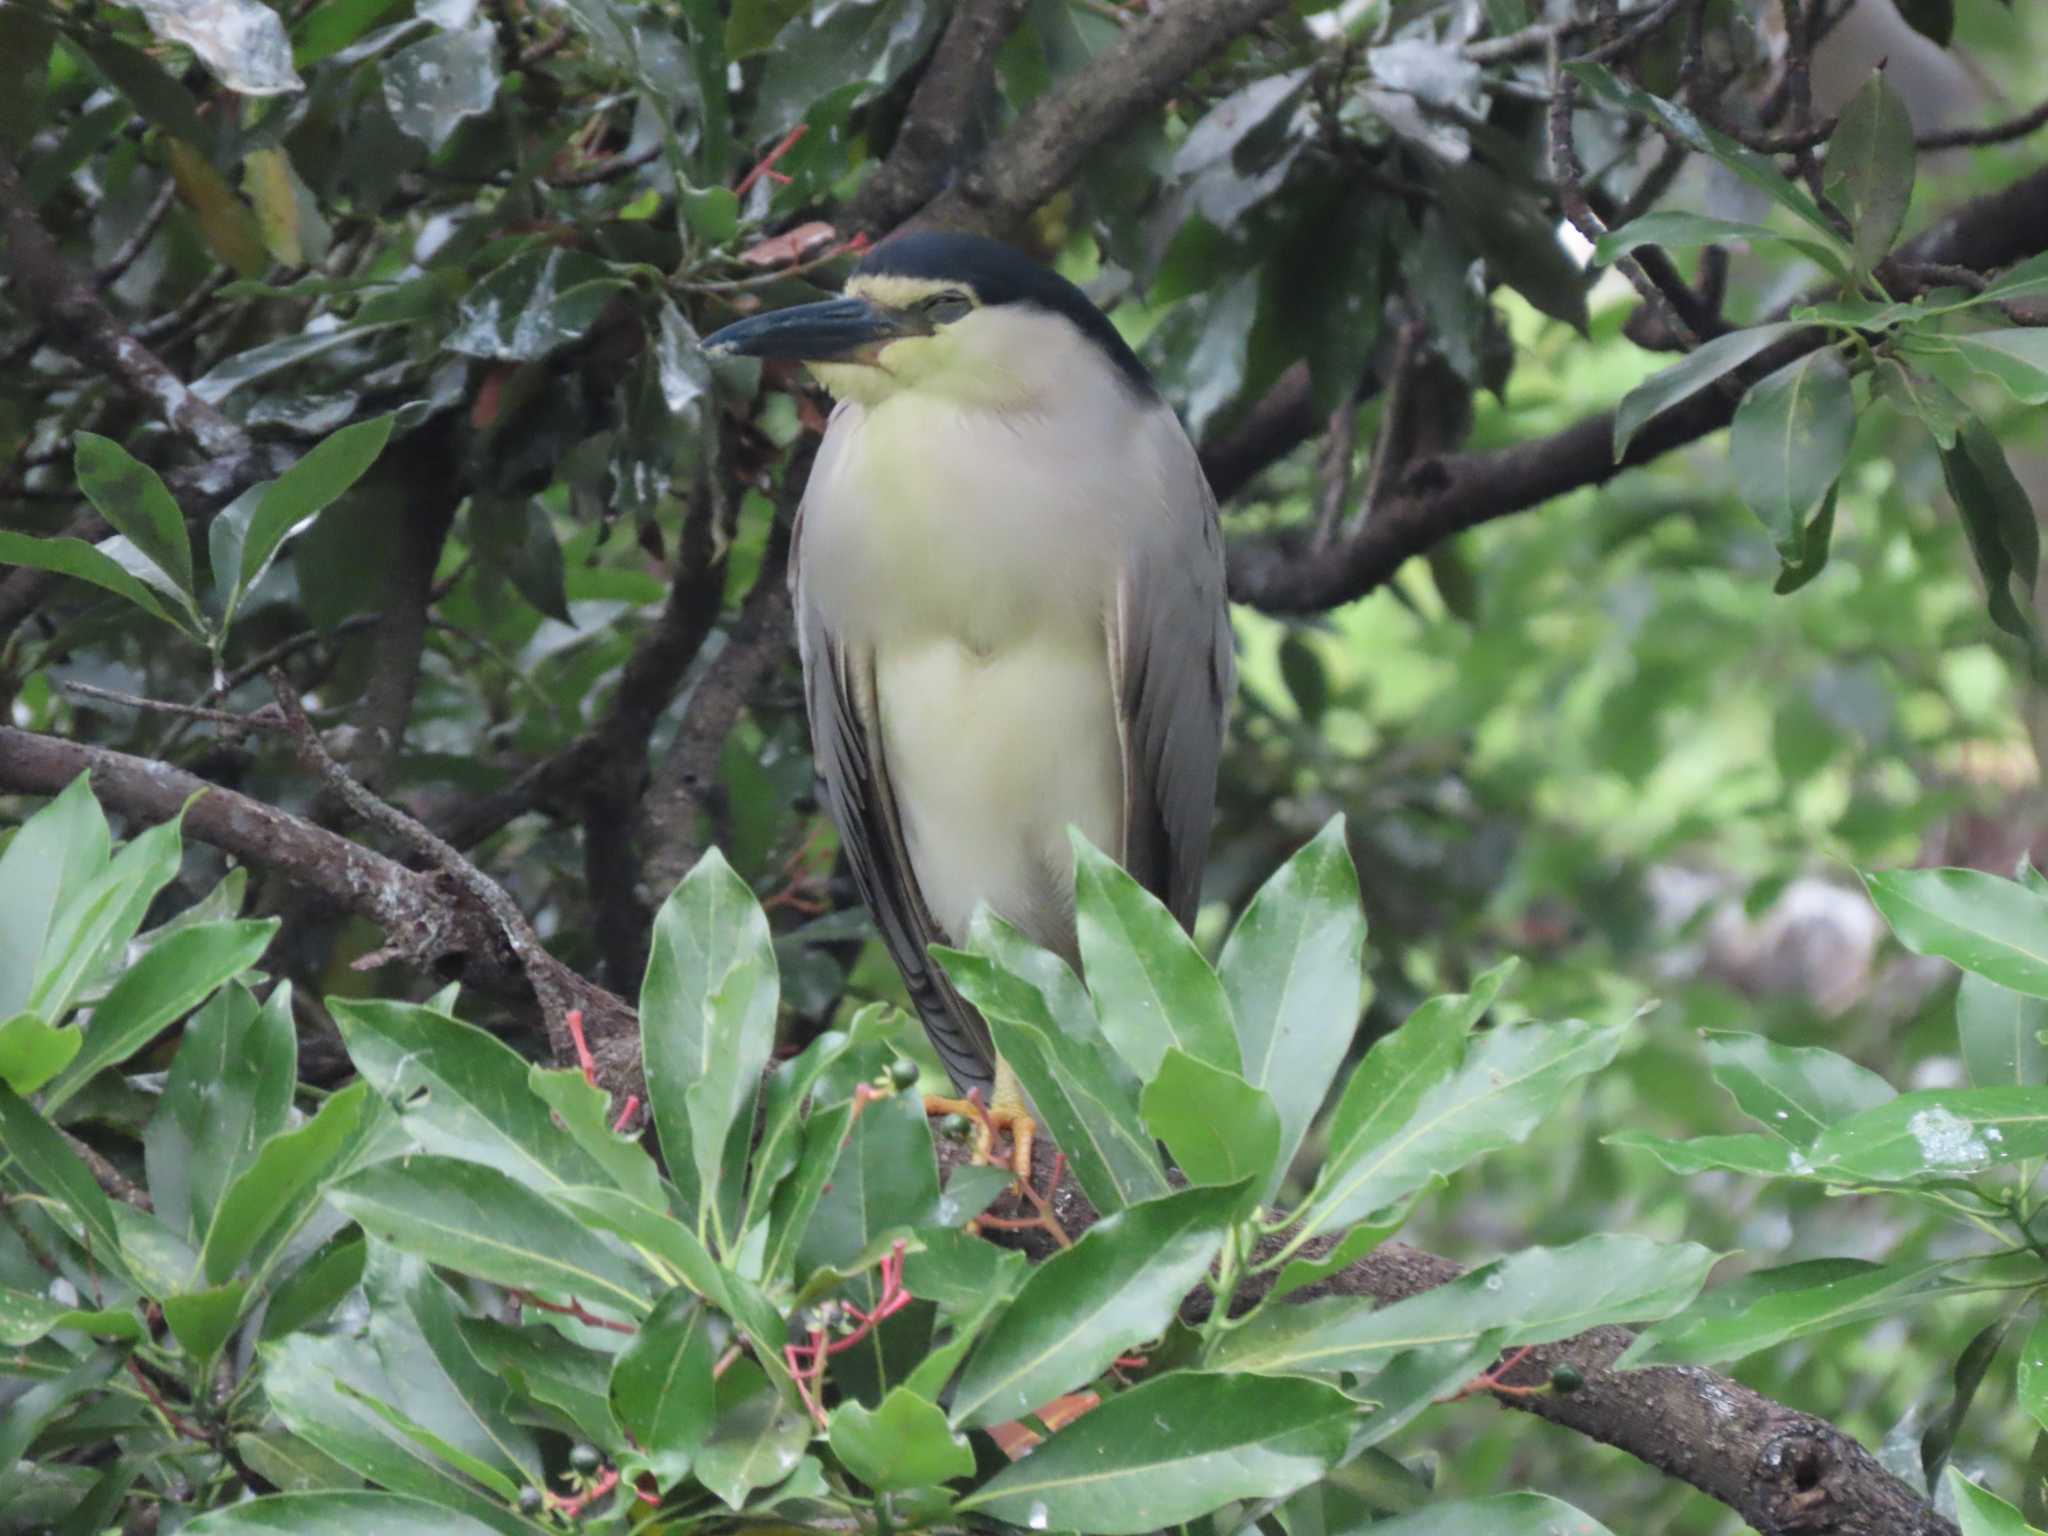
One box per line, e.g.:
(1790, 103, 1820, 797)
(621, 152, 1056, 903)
(857, 233, 1154, 394)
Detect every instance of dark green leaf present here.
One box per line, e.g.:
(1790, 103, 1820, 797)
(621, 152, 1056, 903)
(330, 1154, 653, 1317)
(1613, 323, 1803, 460)
(1893, 0, 1955, 47)
(1140, 1048, 1281, 1192)
(1823, 71, 1916, 272)
(1923, 1313, 2015, 1487)
(694, 1359, 810, 1508)
(200, 1079, 383, 1285)
(1218, 816, 1368, 1195)
(828, 1387, 973, 1491)
(1875, 358, 1966, 449)
(1594, 210, 1846, 274)
(610, 1287, 716, 1486)
(1730, 350, 1855, 557)
(528, 1066, 666, 1210)
(1773, 484, 1837, 593)
(948, 1181, 1247, 1427)
(262, 1230, 366, 1340)
(183, 1492, 511, 1535)
(1071, 830, 1240, 1079)
(1939, 416, 2041, 643)
(470, 496, 573, 626)
(0, 1347, 125, 1510)
(162, 1280, 249, 1362)
(956, 1372, 1353, 1533)
(0, 1083, 136, 1289)
(446, 246, 629, 361)
(0, 773, 107, 1020)
(1210, 1235, 1714, 1377)
(73, 433, 193, 602)
(0, 531, 189, 633)
(383, 25, 500, 150)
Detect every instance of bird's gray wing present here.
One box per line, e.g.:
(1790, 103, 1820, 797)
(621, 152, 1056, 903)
(792, 511, 997, 1097)
(1110, 406, 1237, 928)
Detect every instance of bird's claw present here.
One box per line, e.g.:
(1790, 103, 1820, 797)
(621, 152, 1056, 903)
(924, 1091, 1037, 1184)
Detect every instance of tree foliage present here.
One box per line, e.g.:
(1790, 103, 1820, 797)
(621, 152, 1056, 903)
(3, 0, 2048, 1531)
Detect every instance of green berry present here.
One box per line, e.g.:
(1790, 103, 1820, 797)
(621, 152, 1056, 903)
(1550, 1364, 1584, 1394)
(569, 1443, 601, 1473)
(519, 1488, 543, 1514)
(939, 1112, 972, 1139)
(889, 1058, 921, 1090)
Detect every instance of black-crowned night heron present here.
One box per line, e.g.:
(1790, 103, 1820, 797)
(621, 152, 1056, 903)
(705, 233, 1235, 1175)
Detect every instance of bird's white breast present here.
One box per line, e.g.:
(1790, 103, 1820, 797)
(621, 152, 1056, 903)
(801, 376, 1158, 953)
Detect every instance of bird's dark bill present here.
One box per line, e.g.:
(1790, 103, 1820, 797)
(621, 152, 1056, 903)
(702, 296, 924, 364)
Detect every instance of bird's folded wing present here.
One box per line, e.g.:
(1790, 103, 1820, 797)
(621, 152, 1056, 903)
(1110, 412, 1237, 928)
(795, 577, 997, 1096)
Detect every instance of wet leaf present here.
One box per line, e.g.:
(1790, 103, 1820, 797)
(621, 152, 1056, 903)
(383, 25, 500, 150)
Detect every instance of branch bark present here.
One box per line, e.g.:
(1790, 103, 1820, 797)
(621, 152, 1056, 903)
(939, 1134, 1958, 1536)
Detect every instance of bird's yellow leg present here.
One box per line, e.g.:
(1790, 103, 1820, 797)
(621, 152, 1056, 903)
(923, 1060, 1037, 1182)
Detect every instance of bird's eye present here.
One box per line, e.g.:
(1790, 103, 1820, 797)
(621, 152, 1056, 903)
(920, 291, 973, 324)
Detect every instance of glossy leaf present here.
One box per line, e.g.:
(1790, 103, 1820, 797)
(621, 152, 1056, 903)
(1875, 357, 1966, 448)
(1704, 1031, 1895, 1145)
(694, 1359, 810, 1508)
(28, 805, 189, 1025)
(446, 245, 630, 361)
(828, 1388, 973, 1491)
(956, 1372, 1353, 1533)
(1865, 867, 2048, 998)
(183, 1492, 511, 1536)
(162, 1279, 249, 1362)
(1210, 1235, 1714, 1377)
(1982, 251, 2048, 306)
(1612, 323, 1803, 460)
(73, 432, 194, 601)
(1937, 329, 2048, 405)
(0, 773, 107, 1019)
(0, 530, 190, 632)
(1291, 1006, 1618, 1246)
(1952, 1469, 2044, 1536)
(1140, 1048, 1282, 1192)
(1593, 210, 1845, 274)
(1604, 1130, 1808, 1178)
(0, 1010, 78, 1096)
(1808, 1086, 2048, 1179)
(948, 1181, 1246, 1427)
(1922, 1313, 2014, 1487)
(1957, 974, 2048, 1089)
(641, 845, 778, 1238)
(0, 1083, 137, 1289)
(0, 1287, 140, 1347)
(1218, 815, 1368, 1194)
(1823, 71, 1915, 272)
(1071, 829, 1240, 1078)
(1362, 1494, 1619, 1535)
(609, 1287, 716, 1486)
(1939, 417, 2041, 643)
(42, 918, 278, 1112)
(527, 1066, 665, 1210)
(383, 25, 499, 150)
(2018, 1313, 2048, 1433)
(330, 1154, 653, 1316)
(1730, 350, 1855, 558)
(200, 1079, 382, 1284)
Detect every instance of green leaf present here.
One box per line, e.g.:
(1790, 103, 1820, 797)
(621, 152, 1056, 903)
(1604, 1130, 1808, 1178)
(162, 1279, 249, 1363)
(228, 1430, 360, 1494)
(1930, 329, 2048, 405)
(0, 773, 108, 1019)
(183, 1492, 514, 1536)
(947, 1180, 1246, 1428)
(262, 1230, 366, 1340)
(1612, 323, 1804, 460)
(147, 982, 297, 1243)
(1957, 974, 2048, 1088)
(1730, 350, 1855, 558)
(1874, 358, 1965, 450)
(1940, 416, 2041, 643)
(0, 1083, 136, 1289)
(609, 1287, 716, 1486)
(0, 1011, 79, 1096)
(1071, 829, 1240, 1078)
(1360, 1494, 1619, 1536)
(207, 415, 394, 628)
(2018, 1313, 2048, 1433)
(200, 1079, 382, 1284)
(1593, 210, 1846, 274)
(1622, 1257, 2018, 1368)
(956, 1372, 1353, 1533)
(73, 432, 194, 603)
(1823, 71, 1915, 273)
(1951, 1469, 2046, 1536)
(1981, 251, 2048, 306)
(42, 919, 277, 1112)
(743, 1009, 885, 1232)
(1140, 1049, 1281, 1192)
(1210, 1235, 1714, 1377)
(528, 1066, 665, 1210)
(446, 246, 630, 361)
(1808, 1086, 2048, 1179)
(1567, 64, 1847, 252)
(1923, 1313, 2015, 1487)
(693, 1359, 810, 1508)
(0, 531, 190, 632)
(942, 937, 1170, 1214)
(641, 845, 778, 1241)
(0, 1346, 125, 1510)
(1865, 867, 2048, 997)
(330, 1155, 653, 1318)
(1218, 816, 1368, 1196)
(458, 1318, 619, 1441)
(0, 1286, 141, 1347)
(1703, 1032, 1895, 1145)
(1290, 1004, 1616, 1249)
(828, 1388, 973, 1491)
(331, 997, 618, 1195)
(29, 806, 191, 1024)
(1772, 484, 1837, 593)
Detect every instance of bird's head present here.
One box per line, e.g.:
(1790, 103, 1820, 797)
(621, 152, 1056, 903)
(702, 233, 1153, 410)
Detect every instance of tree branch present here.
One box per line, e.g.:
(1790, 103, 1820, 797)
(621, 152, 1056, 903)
(0, 155, 248, 460)
(845, 0, 1033, 236)
(1227, 161, 2048, 614)
(909, 0, 1289, 239)
(938, 1133, 1959, 1536)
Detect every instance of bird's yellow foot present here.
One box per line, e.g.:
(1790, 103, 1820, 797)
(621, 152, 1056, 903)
(924, 1089, 1037, 1183)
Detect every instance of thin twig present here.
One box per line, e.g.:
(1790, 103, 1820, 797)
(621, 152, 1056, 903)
(548, 141, 662, 189)
(1311, 381, 1362, 549)
(95, 177, 178, 289)
(1345, 319, 1425, 540)
(63, 680, 289, 734)
(1920, 94, 2048, 152)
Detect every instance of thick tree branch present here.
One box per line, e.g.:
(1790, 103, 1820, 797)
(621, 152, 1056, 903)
(940, 1134, 1958, 1536)
(845, 0, 1032, 236)
(1227, 161, 2048, 614)
(0, 156, 247, 460)
(909, 0, 1288, 239)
